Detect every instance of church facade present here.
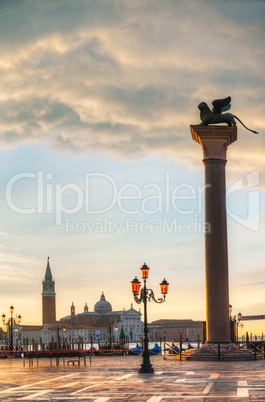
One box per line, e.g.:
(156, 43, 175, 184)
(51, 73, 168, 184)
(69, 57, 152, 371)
(60, 292, 143, 343)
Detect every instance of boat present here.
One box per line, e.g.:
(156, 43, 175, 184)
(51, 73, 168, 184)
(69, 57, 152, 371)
(86, 347, 97, 354)
(168, 343, 180, 354)
(128, 344, 142, 355)
(150, 343, 161, 355)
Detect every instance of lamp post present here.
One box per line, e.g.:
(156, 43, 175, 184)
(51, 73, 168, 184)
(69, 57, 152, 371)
(2, 306, 21, 352)
(131, 263, 169, 374)
(114, 323, 119, 344)
(229, 305, 244, 343)
(237, 312, 243, 343)
(112, 323, 119, 346)
(109, 325, 112, 349)
(229, 304, 235, 342)
(56, 326, 66, 350)
(108, 323, 119, 348)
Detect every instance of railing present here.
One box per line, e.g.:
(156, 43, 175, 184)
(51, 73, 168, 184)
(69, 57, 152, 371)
(2, 339, 264, 361)
(239, 340, 265, 360)
(162, 338, 265, 361)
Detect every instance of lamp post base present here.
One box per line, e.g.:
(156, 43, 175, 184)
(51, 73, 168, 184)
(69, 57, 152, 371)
(139, 348, 154, 374)
(138, 363, 154, 374)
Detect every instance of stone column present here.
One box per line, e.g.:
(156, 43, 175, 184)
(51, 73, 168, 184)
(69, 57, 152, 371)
(190, 125, 237, 344)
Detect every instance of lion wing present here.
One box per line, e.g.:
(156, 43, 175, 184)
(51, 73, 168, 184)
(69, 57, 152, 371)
(212, 96, 231, 114)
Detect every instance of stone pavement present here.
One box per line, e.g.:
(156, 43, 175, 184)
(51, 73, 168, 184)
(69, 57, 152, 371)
(0, 355, 265, 401)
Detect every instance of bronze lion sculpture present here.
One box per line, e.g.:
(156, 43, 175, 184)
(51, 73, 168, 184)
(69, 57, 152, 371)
(198, 97, 258, 134)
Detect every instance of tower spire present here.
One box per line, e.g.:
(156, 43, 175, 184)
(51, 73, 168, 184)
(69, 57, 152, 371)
(45, 256, 52, 280)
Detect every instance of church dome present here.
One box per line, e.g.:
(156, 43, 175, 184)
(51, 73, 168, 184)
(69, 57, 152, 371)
(94, 292, 112, 313)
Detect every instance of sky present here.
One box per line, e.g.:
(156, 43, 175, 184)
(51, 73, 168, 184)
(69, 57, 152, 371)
(0, 0, 265, 337)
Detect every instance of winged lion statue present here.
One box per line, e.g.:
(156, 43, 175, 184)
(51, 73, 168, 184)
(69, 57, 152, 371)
(198, 96, 258, 134)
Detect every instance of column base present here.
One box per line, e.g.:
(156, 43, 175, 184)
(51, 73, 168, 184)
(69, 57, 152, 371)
(184, 343, 256, 361)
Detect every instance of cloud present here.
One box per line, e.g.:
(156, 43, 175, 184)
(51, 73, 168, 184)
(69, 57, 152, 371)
(0, 0, 264, 168)
(242, 281, 265, 287)
(0, 250, 42, 289)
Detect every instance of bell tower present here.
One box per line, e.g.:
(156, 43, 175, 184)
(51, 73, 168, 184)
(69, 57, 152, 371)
(71, 302, 75, 316)
(70, 302, 76, 325)
(42, 257, 56, 325)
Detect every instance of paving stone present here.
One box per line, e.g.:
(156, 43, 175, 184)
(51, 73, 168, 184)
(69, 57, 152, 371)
(0, 355, 265, 400)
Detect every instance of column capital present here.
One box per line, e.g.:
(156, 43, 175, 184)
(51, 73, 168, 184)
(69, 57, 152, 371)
(190, 125, 237, 161)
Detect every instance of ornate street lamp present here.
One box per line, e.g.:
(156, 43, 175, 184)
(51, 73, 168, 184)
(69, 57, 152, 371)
(57, 326, 66, 350)
(131, 263, 169, 374)
(113, 324, 119, 345)
(236, 312, 244, 342)
(108, 323, 120, 349)
(229, 304, 235, 342)
(2, 306, 22, 352)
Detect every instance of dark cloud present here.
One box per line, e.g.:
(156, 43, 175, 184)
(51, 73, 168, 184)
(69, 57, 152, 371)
(0, 0, 122, 51)
(209, 0, 265, 27)
(0, 0, 264, 164)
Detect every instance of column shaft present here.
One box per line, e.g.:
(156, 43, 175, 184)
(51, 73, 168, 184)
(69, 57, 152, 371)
(204, 159, 230, 343)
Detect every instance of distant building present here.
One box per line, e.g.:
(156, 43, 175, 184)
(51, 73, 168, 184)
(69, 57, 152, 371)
(42, 257, 56, 325)
(149, 319, 203, 341)
(61, 292, 143, 342)
(10, 259, 202, 349)
(19, 323, 109, 349)
(10, 261, 143, 348)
